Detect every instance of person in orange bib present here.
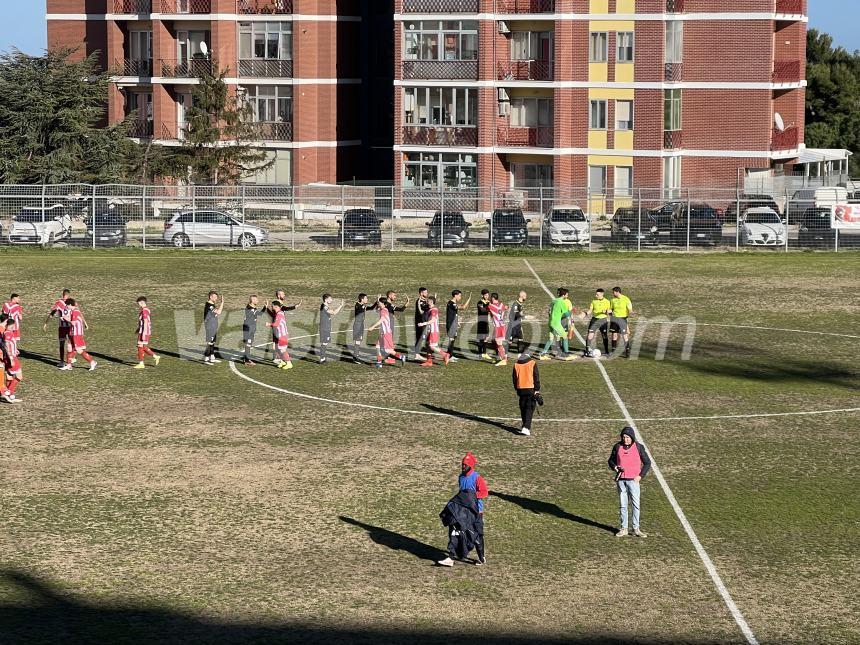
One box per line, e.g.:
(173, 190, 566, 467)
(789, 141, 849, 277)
(512, 346, 541, 436)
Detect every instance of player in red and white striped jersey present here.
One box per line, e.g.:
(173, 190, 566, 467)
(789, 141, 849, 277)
(266, 302, 293, 370)
(2, 294, 23, 341)
(488, 293, 508, 367)
(134, 297, 160, 369)
(60, 299, 97, 371)
(2, 317, 23, 403)
(417, 297, 450, 367)
(43, 289, 73, 366)
(367, 297, 405, 366)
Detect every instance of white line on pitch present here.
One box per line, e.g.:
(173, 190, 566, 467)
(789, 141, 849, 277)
(523, 258, 759, 645)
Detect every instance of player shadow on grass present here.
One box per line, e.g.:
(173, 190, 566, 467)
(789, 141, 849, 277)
(489, 492, 617, 535)
(19, 350, 61, 367)
(419, 404, 521, 435)
(87, 351, 134, 366)
(339, 516, 446, 562)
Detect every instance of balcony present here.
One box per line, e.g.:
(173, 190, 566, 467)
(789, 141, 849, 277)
(127, 120, 154, 139)
(772, 59, 802, 83)
(251, 121, 293, 141)
(775, 0, 804, 15)
(116, 59, 153, 76)
(496, 0, 554, 12)
(498, 60, 552, 81)
(159, 0, 210, 13)
(401, 126, 478, 147)
(160, 122, 183, 140)
(402, 60, 478, 80)
(664, 130, 682, 149)
(666, 0, 684, 12)
(401, 0, 479, 12)
(114, 0, 152, 12)
(158, 58, 212, 78)
(237, 0, 292, 13)
(664, 62, 682, 82)
(238, 59, 294, 78)
(497, 125, 553, 148)
(772, 126, 799, 151)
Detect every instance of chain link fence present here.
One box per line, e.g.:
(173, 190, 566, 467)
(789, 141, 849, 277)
(0, 184, 856, 252)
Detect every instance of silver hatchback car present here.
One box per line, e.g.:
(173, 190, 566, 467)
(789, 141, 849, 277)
(163, 210, 268, 249)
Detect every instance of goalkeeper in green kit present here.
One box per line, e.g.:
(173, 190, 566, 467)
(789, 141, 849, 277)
(538, 288, 577, 361)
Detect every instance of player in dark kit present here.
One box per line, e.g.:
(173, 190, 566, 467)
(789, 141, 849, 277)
(445, 290, 471, 362)
(351, 293, 379, 363)
(476, 290, 491, 360)
(413, 287, 430, 361)
(318, 294, 345, 364)
(203, 291, 225, 365)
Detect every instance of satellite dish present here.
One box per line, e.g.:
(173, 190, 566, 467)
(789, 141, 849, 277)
(199, 41, 209, 57)
(774, 112, 785, 132)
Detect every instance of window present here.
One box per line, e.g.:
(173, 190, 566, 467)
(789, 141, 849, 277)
(663, 157, 681, 197)
(615, 100, 633, 130)
(246, 86, 293, 123)
(589, 32, 608, 62)
(589, 100, 607, 130)
(510, 98, 553, 127)
(617, 32, 634, 62)
(511, 163, 553, 188)
(615, 167, 633, 196)
(664, 89, 682, 131)
(511, 31, 553, 61)
(126, 92, 153, 121)
(589, 166, 607, 193)
(239, 22, 292, 61)
(665, 21, 683, 63)
(403, 152, 477, 189)
(403, 87, 478, 126)
(177, 30, 210, 62)
(129, 31, 152, 62)
(250, 150, 292, 185)
(404, 21, 478, 61)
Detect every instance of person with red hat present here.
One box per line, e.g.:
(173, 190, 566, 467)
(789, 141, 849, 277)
(437, 452, 488, 567)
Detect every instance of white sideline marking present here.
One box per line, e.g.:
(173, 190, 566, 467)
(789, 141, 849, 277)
(523, 259, 760, 645)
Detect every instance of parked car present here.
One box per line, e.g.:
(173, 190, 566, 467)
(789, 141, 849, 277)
(426, 211, 470, 247)
(542, 206, 590, 246)
(786, 189, 815, 224)
(610, 207, 658, 246)
(488, 208, 529, 246)
(163, 210, 268, 248)
(670, 203, 723, 245)
(724, 194, 781, 222)
(85, 209, 128, 247)
(740, 207, 785, 247)
(8, 205, 72, 245)
(646, 201, 678, 241)
(337, 208, 383, 245)
(797, 207, 836, 247)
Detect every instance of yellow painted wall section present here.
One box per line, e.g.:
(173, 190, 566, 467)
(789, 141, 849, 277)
(615, 62, 634, 84)
(614, 130, 634, 150)
(616, 0, 636, 13)
(589, 21, 635, 32)
(588, 88, 635, 100)
(587, 155, 634, 166)
(589, 0, 609, 13)
(588, 62, 608, 82)
(588, 130, 608, 149)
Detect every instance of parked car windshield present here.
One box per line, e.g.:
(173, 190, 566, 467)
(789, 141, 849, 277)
(745, 211, 781, 224)
(493, 211, 526, 227)
(803, 209, 832, 228)
(793, 190, 815, 201)
(345, 210, 377, 225)
(14, 209, 53, 223)
(550, 210, 586, 223)
(431, 212, 466, 226)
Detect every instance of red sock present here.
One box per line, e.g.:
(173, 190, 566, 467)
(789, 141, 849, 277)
(81, 352, 94, 363)
(137, 347, 145, 361)
(8, 379, 19, 394)
(498, 346, 507, 360)
(144, 347, 155, 357)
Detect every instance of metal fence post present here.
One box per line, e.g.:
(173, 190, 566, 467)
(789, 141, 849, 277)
(290, 185, 296, 251)
(142, 185, 147, 249)
(340, 185, 345, 251)
(735, 186, 741, 252)
(390, 187, 395, 252)
(241, 184, 246, 238)
(835, 227, 839, 253)
(637, 188, 643, 253)
(539, 186, 544, 251)
(440, 183, 445, 252)
(489, 186, 494, 252)
(587, 188, 593, 252)
(191, 185, 196, 249)
(686, 190, 691, 253)
(91, 184, 97, 250)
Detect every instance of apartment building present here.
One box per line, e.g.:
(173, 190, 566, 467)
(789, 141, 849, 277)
(46, 0, 369, 185)
(393, 0, 808, 197)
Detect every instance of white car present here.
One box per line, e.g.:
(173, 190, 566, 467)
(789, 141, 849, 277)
(8, 205, 72, 246)
(542, 206, 591, 246)
(163, 210, 269, 248)
(741, 207, 786, 247)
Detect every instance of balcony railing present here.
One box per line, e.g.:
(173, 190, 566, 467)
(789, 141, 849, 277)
(159, 0, 211, 13)
(116, 59, 153, 76)
(402, 60, 479, 80)
(114, 0, 152, 12)
(160, 122, 184, 140)
(498, 60, 552, 81)
(238, 59, 294, 77)
(127, 120, 154, 139)
(237, 0, 292, 13)
(250, 121, 293, 141)
(775, 0, 804, 14)
(401, 126, 478, 147)
(664, 62, 683, 82)
(157, 58, 212, 78)
(496, 0, 554, 12)
(772, 59, 802, 83)
(664, 130, 682, 149)
(497, 125, 553, 148)
(666, 0, 684, 12)
(772, 126, 799, 151)
(401, 0, 479, 12)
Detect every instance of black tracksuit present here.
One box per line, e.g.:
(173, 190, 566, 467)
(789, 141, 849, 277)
(242, 305, 267, 361)
(512, 356, 541, 430)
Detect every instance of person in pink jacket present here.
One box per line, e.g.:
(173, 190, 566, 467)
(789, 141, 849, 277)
(608, 427, 652, 538)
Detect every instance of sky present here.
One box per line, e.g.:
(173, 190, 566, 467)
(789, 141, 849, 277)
(0, 0, 857, 56)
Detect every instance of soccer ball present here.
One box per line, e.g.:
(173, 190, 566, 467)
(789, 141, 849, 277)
(591, 349, 602, 358)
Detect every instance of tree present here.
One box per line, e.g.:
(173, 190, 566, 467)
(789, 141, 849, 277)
(0, 49, 140, 184)
(168, 65, 272, 184)
(805, 29, 860, 174)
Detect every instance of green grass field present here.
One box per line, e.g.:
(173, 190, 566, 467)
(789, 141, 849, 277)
(1, 249, 858, 645)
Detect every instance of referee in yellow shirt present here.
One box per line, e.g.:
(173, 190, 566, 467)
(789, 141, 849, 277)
(610, 287, 633, 358)
(584, 288, 612, 357)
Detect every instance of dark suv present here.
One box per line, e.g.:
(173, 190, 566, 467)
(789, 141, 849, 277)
(797, 207, 836, 247)
(337, 209, 383, 245)
(86, 209, 128, 247)
(786, 189, 815, 224)
(724, 194, 781, 223)
(610, 207, 658, 246)
(488, 208, 529, 246)
(427, 211, 470, 247)
(670, 203, 723, 245)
